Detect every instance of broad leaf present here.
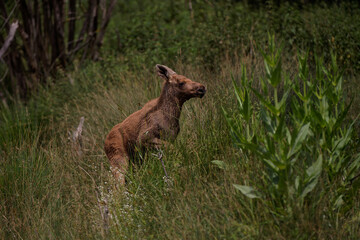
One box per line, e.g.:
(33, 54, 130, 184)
(260, 107, 275, 134)
(287, 122, 311, 158)
(277, 89, 290, 111)
(300, 155, 323, 199)
(250, 86, 278, 116)
(306, 154, 323, 178)
(211, 160, 226, 170)
(243, 89, 251, 121)
(270, 60, 282, 87)
(233, 184, 262, 199)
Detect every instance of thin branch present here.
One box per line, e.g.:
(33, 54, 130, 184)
(81, 0, 98, 62)
(0, 21, 19, 59)
(93, 0, 117, 59)
(0, 1, 19, 31)
(74, 1, 92, 50)
(53, 0, 66, 66)
(0, 68, 8, 82)
(188, 0, 194, 21)
(67, 0, 76, 51)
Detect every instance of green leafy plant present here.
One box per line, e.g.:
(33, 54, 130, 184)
(224, 35, 360, 215)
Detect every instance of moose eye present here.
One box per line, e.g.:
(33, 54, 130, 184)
(178, 82, 185, 87)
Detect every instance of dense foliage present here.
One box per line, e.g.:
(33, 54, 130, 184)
(107, 1, 360, 71)
(224, 35, 359, 218)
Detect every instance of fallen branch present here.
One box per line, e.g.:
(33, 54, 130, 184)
(72, 116, 85, 142)
(72, 116, 85, 156)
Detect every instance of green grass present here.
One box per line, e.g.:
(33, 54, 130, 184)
(1, 50, 359, 239)
(1, 1, 360, 239)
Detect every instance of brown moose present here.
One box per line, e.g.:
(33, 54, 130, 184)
(104, 64, 206, 185)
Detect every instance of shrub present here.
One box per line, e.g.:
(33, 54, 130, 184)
(224, 35, 360, 216)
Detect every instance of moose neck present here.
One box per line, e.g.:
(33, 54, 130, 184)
(157, 83, 185, 120)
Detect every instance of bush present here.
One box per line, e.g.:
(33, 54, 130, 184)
(224, 35, 360, 218)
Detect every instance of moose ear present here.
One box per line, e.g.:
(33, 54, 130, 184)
(156, 64, 176, 81)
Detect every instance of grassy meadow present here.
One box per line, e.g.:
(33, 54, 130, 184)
(1, 1, 360, 239)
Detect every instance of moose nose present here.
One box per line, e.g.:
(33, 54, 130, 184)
(196, 86, 206, 97)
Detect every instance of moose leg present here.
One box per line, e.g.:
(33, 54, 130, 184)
(104, 143, 129, 186)
(109, 154, 129, 186)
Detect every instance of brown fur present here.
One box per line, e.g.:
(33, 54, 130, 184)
(104, 64, 206, 185)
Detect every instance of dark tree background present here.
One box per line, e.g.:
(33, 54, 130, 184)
(0, 0, 116, 100)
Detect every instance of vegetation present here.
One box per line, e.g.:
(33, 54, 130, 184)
(224, 35, 360, 227)
(1, 0, 360, 239)
(0, 0, 116, 99)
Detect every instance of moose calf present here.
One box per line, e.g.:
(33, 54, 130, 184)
(104, 64, 206, 185)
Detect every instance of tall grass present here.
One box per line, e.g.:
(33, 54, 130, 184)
(1, 46, 359, 238)
(2, 1, 360, 238)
